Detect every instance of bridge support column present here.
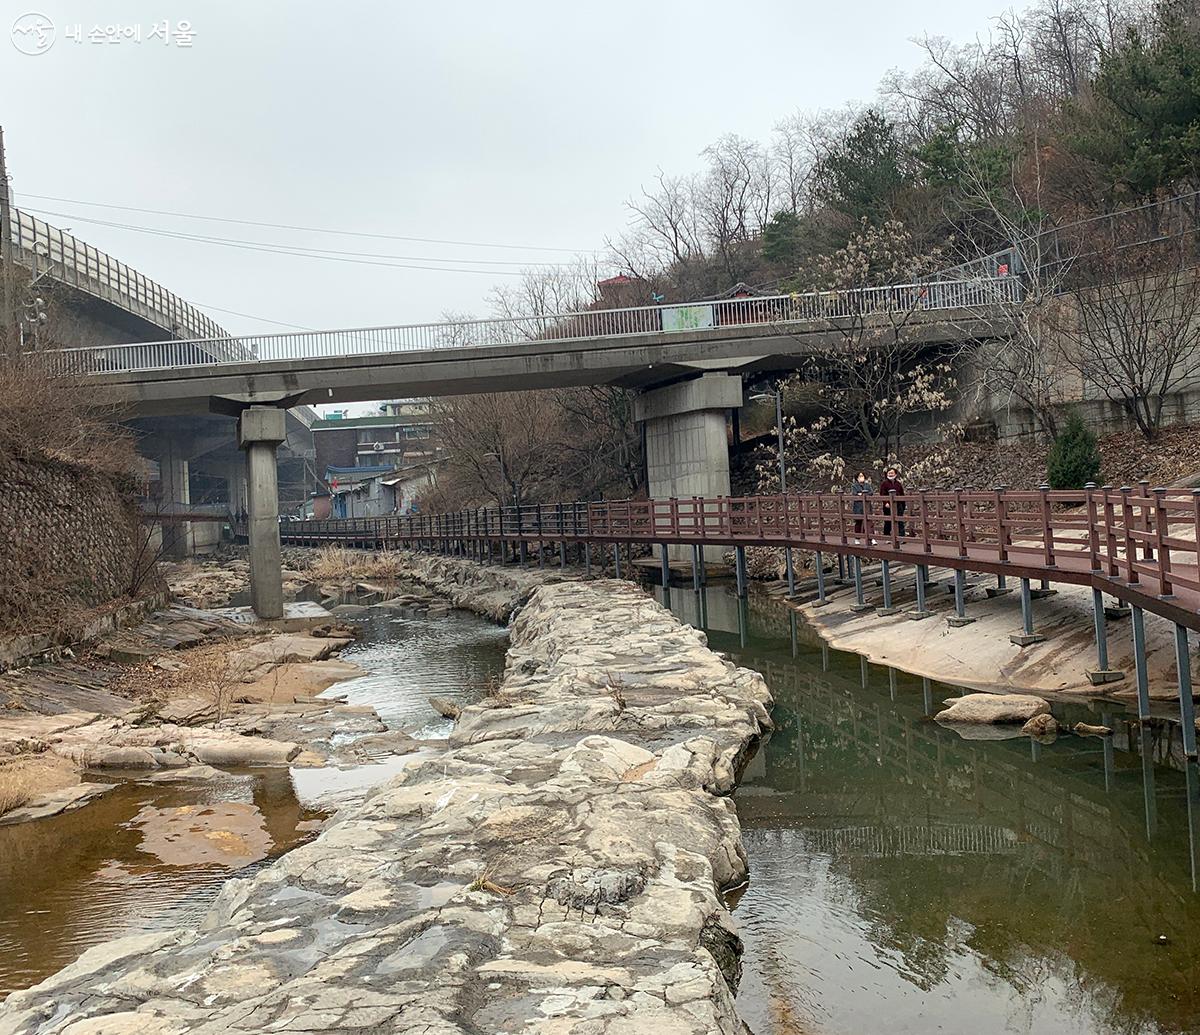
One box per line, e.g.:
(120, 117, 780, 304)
(158, 450, 191, 560)
(1010, 577, 1044, 646)
(635, 373, 741, 564)
(1132, 605, 1151, 720)
(814, 551, 827, 606)
(239, 406, 286, 621)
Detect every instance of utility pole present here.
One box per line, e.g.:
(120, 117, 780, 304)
(0, 126, 14, 352)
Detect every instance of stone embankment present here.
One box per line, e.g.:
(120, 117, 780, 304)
(0, 579, 773, 1035)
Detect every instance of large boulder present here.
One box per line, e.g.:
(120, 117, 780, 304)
(935, 693, 1051, 725)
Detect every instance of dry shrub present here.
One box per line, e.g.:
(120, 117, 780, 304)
(0, 763, 43, 817)
(0, 354, 139, 479)
(189, 649, 239, 720)
(308, 546, 408, 582)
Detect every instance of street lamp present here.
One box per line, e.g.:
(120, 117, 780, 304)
(750, 384, 797, 597)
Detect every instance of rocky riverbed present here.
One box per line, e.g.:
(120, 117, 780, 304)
(0, 576, 772, 1034)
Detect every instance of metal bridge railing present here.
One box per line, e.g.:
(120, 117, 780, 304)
(41, 275, 1022, 375)
(10, 206, 240, 353)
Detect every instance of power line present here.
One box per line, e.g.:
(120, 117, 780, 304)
(18, 191, 598, 254)
(22, 206, 554, 277)
(23, 206, 572, 268)
(189, 301, 315, 330)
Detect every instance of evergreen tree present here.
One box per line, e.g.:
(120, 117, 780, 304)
(1046, 412, 1102, 489)
(762, 210, 804, 268)
(815, 110, 910, 224)
(1068, 4, 1200, 197)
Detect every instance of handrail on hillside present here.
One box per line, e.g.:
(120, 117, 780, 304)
(274, 484, 1200, 631)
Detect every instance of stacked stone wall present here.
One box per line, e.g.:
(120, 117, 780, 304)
(0, 455, 142, 632)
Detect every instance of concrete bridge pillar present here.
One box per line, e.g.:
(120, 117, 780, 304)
(226, 462, 248, 517)
(635, 373, 742, 562)
(158, 450, 191, 560)
(239, 406, 286, 620)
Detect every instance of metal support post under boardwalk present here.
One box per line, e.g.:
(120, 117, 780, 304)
(850, 556, 871, 613)
(1011, 577, 1044, 646)
(948, 569, 976, 626)
(1131, 605, 1151, 720)
(1088, 588, 1124, 684)
(735, 546, 748, 599)
(877, 559, 899, 615)
(909, 563, 932, 620)
(1176, 624, 1197, 758)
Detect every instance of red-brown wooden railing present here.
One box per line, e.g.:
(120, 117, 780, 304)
(275, 485, 1200, 631)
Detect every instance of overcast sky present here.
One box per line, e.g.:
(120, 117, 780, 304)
(4, 0, 1021, 338)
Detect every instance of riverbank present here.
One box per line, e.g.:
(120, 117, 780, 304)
(0, 577, 772, 1034)
(0, 603, 377, 826)
(786, 561, 1193, 707)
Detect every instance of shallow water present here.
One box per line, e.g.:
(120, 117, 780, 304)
(322, 603, 510, 738)
(0, 769, 320, 996)
(0, 601, 508, 999)
(658, 587, 1200, 1035)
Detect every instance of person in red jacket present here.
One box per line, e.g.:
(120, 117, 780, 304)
(879, 466, 906, 538)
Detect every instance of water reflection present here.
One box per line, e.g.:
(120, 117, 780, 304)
(0, 602, 509, 1000)
(0, 770, 320, 997)
(660, 586, 1200, 1035)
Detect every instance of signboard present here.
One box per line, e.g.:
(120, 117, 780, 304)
(661, 304, 714, 333)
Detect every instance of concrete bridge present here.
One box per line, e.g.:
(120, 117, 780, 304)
(10, 207, 316, 555)
(40, 275, 1018, 607)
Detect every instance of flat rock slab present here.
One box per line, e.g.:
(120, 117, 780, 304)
(0, 781, 115, 826)
(935, 692, 1051, 725)
(0, 580, 773, 1035)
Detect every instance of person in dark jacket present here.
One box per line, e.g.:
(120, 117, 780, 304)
(879, 466, 906, 537)
(850, 471, 873, 542)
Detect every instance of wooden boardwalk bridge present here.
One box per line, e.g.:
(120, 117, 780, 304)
(276, 482, 1200, 755)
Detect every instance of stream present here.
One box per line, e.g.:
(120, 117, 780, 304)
(0, 602, 507, 999)
(657, 586, 1200, 1035)
(4, 585, 1200, 1035)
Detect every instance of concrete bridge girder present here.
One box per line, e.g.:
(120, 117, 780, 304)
(86, 309, 1012, 418)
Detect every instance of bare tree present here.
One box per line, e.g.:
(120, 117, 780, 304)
(793, 221, 959, 459)
(429, 392, 561, 509)
(1055, 253, 1200, 440)
(624, 170, 706, 269)
(954, 148, 1076, 439)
